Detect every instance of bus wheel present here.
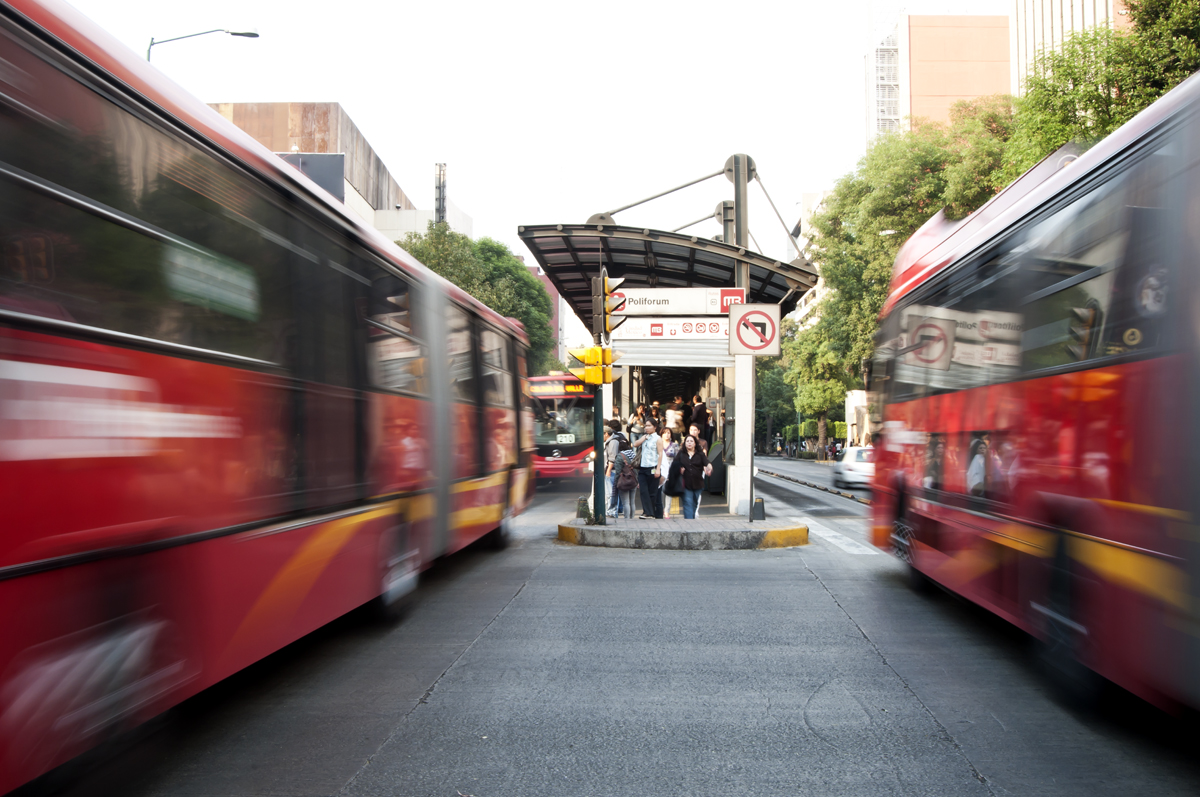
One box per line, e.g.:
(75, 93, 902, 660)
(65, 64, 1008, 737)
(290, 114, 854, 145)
(484, 514, 512, 550)
(891, 511, 931, 592)
(371, 522, 418, 623)
(1035, 534, 1103, 707)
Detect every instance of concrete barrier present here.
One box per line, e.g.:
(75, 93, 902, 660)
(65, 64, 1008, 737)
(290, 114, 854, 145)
(557, 519, 808, 550)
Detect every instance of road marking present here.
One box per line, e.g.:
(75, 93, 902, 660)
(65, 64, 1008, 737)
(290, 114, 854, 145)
(791, 518, 879, 555)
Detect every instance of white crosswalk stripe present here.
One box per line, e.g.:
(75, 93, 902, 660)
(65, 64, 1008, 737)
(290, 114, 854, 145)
(791, 517, 880, 555)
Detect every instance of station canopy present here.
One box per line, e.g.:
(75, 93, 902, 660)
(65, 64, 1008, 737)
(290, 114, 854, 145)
(519, 224, 817, 323)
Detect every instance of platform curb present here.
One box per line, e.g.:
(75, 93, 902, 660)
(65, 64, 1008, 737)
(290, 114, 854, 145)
(557, 521, 808, 550)
(757, 468, 873, 505)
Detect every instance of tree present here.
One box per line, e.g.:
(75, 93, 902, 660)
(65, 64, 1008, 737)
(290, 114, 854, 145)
(397, 222, 558, 375)
(755, 355, 796, 450)
(1005, 2, 1200, 179)
(784, 326, 852, 460)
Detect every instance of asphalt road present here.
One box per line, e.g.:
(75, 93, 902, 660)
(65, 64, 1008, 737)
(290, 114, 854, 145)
(30, 479, 1200, 797)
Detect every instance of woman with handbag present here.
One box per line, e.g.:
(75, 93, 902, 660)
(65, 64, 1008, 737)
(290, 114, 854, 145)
(658, 427, 680, 519)
(676, 435, 712, 519)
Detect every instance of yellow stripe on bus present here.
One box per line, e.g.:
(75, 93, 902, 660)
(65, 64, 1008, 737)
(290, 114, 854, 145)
(220, 503, 395, 671)
(451, 503, 505, 530)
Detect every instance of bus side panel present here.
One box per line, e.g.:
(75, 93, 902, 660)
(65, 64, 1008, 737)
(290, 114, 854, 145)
(366, 391, 435, 564)
(198, 506, 396, 687)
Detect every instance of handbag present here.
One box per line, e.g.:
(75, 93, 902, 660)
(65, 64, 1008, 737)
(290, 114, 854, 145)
(664, 459, 687, 497)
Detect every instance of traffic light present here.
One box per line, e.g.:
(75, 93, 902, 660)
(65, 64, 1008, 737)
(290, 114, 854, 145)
(567, 346, 623, 384)
(591, 267, 627, 339)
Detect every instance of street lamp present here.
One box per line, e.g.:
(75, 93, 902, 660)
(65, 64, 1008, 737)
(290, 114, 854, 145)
(147, 28, 259, 61)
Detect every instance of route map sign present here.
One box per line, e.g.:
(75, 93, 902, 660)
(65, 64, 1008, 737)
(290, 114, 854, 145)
(728, 303, 781, 356)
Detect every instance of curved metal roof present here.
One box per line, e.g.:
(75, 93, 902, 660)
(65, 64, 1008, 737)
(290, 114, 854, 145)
(517, 224, 818, 323)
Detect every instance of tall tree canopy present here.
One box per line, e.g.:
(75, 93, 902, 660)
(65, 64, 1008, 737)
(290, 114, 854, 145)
(397, 222, 558, 374)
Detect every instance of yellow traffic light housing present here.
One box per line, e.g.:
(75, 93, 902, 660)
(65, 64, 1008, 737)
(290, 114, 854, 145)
(567, 346, 623, 384)
(591, 267, 627, 338)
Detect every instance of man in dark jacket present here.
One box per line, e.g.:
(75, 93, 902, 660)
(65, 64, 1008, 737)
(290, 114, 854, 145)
(691, 395, 710, 446)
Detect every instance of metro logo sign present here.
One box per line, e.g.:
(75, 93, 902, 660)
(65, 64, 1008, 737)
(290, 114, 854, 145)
(650, 323, 664, 337)
(719, 289, 745, 311)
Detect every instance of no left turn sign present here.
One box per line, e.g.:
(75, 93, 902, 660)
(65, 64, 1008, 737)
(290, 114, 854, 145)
(728, 303, 782, 356)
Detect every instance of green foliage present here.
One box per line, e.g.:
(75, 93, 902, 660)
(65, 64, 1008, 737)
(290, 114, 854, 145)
(802, 419, 818, 438)
(1004, 27, 1130, 179)
(397, 222, 557, 374)
(1006, 3, 1200, 178)
(833, 421, 848, 440)
(755, 355, 796, 439)
(784, 424, 798, 443)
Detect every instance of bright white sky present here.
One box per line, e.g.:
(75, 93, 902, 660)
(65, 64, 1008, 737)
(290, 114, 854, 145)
(66, 0, 1006, 270)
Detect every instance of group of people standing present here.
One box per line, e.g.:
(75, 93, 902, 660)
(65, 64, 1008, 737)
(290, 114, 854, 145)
(603, 395, 714, 520)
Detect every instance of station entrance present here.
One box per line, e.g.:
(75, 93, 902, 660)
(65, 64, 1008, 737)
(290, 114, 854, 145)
(518, 222, 817, 514)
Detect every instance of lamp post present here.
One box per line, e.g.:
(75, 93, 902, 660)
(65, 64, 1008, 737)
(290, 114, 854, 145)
(147, 28, 259, 61)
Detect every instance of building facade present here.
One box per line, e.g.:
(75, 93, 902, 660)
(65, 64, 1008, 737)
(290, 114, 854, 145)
(867, 15, 1011, 142)
(209, 102, 472, 238)
(1011, 1, 1132, 94)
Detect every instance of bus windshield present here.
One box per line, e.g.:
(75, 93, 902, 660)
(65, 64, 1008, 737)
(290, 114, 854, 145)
(532, 396, 594, 448)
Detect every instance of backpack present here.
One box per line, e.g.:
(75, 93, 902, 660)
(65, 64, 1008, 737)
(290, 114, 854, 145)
(616, 432, 633, 453)
(616, 454, 639, 491)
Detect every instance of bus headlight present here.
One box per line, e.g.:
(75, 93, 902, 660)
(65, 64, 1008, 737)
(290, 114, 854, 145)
(586, 451, 596, 462)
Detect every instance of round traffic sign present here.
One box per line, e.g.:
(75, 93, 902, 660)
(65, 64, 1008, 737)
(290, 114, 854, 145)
(910, 322, 948, 364)
(735, 310, 777, 351)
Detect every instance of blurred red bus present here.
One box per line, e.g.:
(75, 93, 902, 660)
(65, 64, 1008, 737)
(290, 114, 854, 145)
(529, 374, 595, 479)
(870, 70, 1200, 711)
(0, 0, 533, 790)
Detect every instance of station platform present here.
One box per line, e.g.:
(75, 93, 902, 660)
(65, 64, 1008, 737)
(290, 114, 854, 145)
(557, 515, 808, 550)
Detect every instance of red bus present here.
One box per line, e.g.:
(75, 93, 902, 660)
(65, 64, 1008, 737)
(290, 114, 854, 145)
(529, 374, 596, 479)
(870, 70, 1200, 711)
(0, 0, 533, 790)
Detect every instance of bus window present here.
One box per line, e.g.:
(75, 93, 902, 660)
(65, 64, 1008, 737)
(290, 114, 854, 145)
(446, 305, 481, 478)
(896, 257, 1023, 395)
(479, 328, 514, 408)
(446, 305, 476, 403)
(365, 271, 426, 396)
(0, 32, 295, 365)
(1019, 142, 1174, 370)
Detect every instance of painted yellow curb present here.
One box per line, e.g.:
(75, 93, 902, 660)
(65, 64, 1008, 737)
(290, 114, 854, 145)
(558, 524, 579, 544)
(758, 526, 809, 548)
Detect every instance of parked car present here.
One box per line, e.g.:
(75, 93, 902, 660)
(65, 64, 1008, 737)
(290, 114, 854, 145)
(832, 447, 875, 488)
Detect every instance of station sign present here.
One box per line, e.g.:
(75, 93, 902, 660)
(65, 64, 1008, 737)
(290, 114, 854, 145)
(611, 316, 730, 340)
(610, 287, 745, 316)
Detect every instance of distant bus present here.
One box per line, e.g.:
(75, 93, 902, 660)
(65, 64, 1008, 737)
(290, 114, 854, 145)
(529, 374, 595, 479)
(869, 69, 1200, 711)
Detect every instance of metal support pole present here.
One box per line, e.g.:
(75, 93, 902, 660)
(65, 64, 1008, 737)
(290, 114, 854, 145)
(718, 200, 734, 246)
(593, 387, 605, 525)
(729, 154, 755, 520)
(749, 360, 755, 521)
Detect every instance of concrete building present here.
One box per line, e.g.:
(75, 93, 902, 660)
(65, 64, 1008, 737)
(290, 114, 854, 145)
(867, 15, 1011, 141)
(208, 102, 472, 238)
(1011, 0, 1132, 94)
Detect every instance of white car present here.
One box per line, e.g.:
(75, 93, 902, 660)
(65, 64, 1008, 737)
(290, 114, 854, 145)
(832, 447, 875, 489)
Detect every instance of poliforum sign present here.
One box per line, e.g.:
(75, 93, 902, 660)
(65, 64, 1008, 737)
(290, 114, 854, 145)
(610, 288, 745, 316)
